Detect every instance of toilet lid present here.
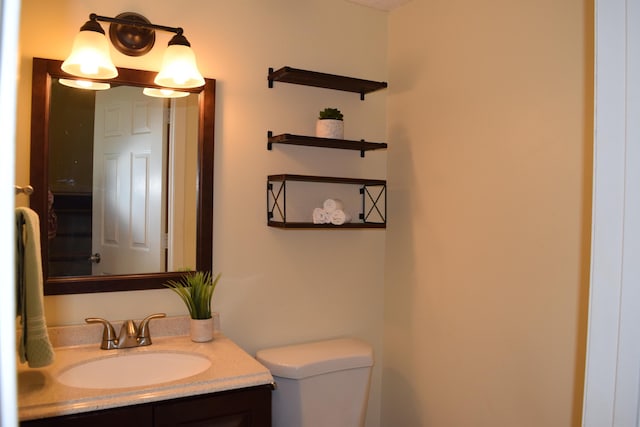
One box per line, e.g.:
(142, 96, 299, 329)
(255, 338, 373, 379)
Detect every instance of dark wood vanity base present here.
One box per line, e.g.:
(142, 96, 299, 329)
(21, 384, 272, 427)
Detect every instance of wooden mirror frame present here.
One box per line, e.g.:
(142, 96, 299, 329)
(30, 57, 215, 295)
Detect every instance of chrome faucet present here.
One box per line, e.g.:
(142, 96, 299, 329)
(86, 313, 166, 350)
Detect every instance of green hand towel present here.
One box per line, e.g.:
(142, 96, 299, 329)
(16, 207, 55, 368)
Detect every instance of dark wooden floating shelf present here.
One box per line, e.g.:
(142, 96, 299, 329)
(267, 132, 387, 157)
(268, 66, 388, 100)
(268, 174, 386, 186)
(268, 221, 386, 229)
(267, 174, 387, 229)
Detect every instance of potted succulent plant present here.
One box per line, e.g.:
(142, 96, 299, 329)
(316, 107, 344, 139)
(163, 271, 221, 342)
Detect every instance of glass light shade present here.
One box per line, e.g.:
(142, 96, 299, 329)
(143, 87, 190, 98)
(154, 44, 204, 89)
(61, 30, 118, 79)
(59, 78, 111, 90)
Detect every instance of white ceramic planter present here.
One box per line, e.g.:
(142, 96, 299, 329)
(190, 318, 215, 342)
(316, 119, 344, 139)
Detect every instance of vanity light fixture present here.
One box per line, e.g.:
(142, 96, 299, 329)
(61, 17, 117, 79)
(62, 12, 204, 89)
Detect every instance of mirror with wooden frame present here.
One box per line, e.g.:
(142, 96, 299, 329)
(29, 57, 215, 295)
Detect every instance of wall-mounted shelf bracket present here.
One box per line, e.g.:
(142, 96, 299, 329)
(267, 181, 285, 222)
(360, 185, 386, 223)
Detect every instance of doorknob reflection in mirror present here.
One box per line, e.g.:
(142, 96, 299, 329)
(89, 253, 101, 264)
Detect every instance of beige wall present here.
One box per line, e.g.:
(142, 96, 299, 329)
(17, 0, 387, 425)
(383, 0, 593, 426)
(17, 0, 594, 424)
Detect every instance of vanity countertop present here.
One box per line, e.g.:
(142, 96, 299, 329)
(17, 317, 274, 421)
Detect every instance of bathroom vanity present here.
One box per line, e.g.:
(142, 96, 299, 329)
(21, 385, 271, 426)
(17, 317, 273, 426)
(20, 385, 272, 426)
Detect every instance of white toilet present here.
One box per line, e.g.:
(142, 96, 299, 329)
(256, 337, 374, 427)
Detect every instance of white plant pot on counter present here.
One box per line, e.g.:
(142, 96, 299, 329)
(190, 317, 215, 342)
(316, 119, 344, 139)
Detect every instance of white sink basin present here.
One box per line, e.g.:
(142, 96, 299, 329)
(56, 351, 211, 389)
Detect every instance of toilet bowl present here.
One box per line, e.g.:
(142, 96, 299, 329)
(256, 337, 373, 427)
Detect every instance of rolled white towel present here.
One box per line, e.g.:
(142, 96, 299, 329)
(330, 209, 352, 225)
(323, 198, 343, 213)
(312, 208, 331, 224)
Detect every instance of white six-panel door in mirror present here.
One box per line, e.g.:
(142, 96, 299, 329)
(47, 79, 200, 278)
(92, 86, 166, 275)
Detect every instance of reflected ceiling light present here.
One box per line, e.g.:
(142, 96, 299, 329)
(62, 12, 205, 89)
(59, 78, 111, 90)
(143, 87, 190, 98)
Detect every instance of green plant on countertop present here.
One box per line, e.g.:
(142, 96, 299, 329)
(318, 107, 344, 120)
(163, 271, 221, 320)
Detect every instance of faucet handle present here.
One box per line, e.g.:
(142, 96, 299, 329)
(137, 313, 166, 346)
(85, 317, 118, 350)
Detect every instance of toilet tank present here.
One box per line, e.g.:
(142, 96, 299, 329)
(256, 338, 373, 427)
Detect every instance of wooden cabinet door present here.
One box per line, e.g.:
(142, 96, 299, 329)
(154, 386, 271, 427)
(21, 404, 153, 427)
